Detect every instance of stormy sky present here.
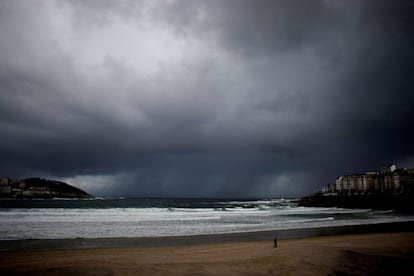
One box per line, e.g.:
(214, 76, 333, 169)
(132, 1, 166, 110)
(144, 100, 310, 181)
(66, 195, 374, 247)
(1, 0, 413, 198)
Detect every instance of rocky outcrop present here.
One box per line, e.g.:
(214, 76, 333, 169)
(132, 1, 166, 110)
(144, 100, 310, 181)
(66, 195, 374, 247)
(298, 193, 414, 212)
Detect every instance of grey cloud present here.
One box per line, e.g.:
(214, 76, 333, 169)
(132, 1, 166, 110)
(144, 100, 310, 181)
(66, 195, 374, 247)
(0, 0, 413, 197)
(151, 0, 344, 55)
(62, 0, 144, 27)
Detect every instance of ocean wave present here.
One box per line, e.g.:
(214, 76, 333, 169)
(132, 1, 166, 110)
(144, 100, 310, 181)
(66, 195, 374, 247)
(1, 199, 414, 240)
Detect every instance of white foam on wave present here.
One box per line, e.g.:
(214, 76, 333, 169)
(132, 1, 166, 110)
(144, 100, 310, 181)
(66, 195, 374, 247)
(1, 202, 414, 240)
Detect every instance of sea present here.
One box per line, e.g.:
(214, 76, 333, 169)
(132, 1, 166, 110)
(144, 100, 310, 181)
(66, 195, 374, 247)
(1, 198, 414, 240)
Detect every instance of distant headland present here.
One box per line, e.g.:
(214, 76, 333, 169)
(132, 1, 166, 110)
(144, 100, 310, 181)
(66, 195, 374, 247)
(0, 177, 93, 199)
(299, 165, 414, 211)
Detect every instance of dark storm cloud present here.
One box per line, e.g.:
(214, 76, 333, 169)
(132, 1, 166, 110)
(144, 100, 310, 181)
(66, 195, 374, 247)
(151, 0, 343, 55)
(0, 0, 413, 197)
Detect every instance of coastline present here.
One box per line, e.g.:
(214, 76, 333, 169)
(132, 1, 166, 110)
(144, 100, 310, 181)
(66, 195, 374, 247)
(1, 224, 413, 275)
(298, 193, 414, 212)
(1, 220, 414, 252)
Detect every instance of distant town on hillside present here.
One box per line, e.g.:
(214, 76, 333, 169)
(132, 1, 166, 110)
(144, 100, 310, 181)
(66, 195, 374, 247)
(321, 164, 414, 196)
(299, 165, 414, 211)
(0, 177, 92, 199)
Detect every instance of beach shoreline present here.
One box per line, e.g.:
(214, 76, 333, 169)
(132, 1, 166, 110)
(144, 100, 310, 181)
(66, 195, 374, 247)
(1, 220, 414, 252)
(1, 227, 413, 275)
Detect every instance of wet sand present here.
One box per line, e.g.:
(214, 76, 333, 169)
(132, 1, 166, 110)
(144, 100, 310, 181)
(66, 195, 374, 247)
(2, 221, 414, 252)
(1, 223, 414, 275)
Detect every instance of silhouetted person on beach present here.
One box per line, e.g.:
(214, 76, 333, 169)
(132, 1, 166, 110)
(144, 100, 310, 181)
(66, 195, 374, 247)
(273, 238, 278, 248)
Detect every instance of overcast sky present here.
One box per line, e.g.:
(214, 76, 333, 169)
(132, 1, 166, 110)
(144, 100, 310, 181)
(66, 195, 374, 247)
(1, 0, 413, 198)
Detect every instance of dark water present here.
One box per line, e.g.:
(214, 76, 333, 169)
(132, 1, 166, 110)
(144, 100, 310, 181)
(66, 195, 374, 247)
(0, 197, 280, 209)
(0, 198, 413, 240)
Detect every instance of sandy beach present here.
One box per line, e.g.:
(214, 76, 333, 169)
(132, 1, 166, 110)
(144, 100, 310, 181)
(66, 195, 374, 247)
(1, 228, 414, 275)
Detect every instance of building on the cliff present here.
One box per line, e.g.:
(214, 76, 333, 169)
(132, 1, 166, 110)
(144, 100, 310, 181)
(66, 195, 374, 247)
(328, 165, 414, 196)
(335, 173, 375, 195)
(0, 177, 12, 186)
(0, 178, 13, 195)
(380, 164, 397, 174)
(0, 178, 27, 197)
